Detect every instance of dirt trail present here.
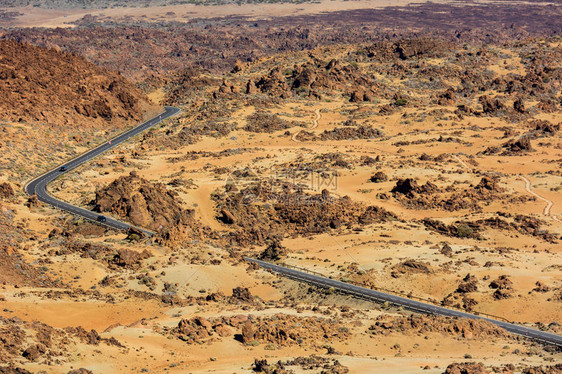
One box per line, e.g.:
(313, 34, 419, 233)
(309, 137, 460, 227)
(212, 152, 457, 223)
(453, 154, 560, 223)
(452, 154, 470, 169)
(310, 108, 320, 130)
(519, 175, 561, 223)
(292, 108, 321, 142)
(192, 184, 225, 230)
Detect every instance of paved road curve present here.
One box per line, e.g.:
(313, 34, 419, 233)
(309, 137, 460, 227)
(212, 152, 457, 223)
(246, 258, 562, 347)
(23, 104, 561, 347)
(25, 106, 181, 236)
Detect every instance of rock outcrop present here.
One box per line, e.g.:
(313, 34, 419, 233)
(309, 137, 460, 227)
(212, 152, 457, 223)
(174, 317, 232, 344)
(0, 183, 14, 199)
(370, 171, 388, 183)
(93, 172, 193, 231)
(444, 362, 489, 374)
(489, 275, 514, 299)
(0, 317, 122, 365)
(368, 314, 510, 341)
(215, 180, 396, 246)
(239, 314, 351, 347)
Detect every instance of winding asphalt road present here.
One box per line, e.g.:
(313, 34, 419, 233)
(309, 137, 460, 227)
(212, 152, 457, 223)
(23, 104, 561, 348)
(25, 106, 181, 236)
(246, 258, 562, 347)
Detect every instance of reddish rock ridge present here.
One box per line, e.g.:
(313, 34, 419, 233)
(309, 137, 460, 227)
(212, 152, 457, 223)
(0, 39, 154, 128)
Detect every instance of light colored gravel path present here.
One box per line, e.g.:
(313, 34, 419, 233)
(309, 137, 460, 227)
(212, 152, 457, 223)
(519, 175, 561, 223)
(452, 154, 559, 223)
(452, 154, 470, 169)
(292, 108, 321, 143)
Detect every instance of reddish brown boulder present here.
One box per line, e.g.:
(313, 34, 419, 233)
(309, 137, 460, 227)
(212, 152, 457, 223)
(125, 227, 146, 241)
(246, 79, 258, 94)
(350, 91, 365, 102)
(533, 281, 550, 293)
(489, 275, 513, 290)
(21, 344, 46, 361)
(0, 183, 14, 199)
(230, 287, 254, 304)
(474, 177, 502, 192)
(370, 171, 388, 183)
(25, 195, 39, 208)
(214, 324, 232, 338)
(456, 274, 478, 293)
(108, 249, 151, 270)
(241, 320, 255, 344)
(218, 209, 236, 224)
(444, 362, 489, 374)
(391, 179, 438, 197)
(513, 97, 526, 113)
(502, 137, 533, 154)
(479, 95, 505, 114)
(259, 240, 287, 261)
(489, 275, 514, 299)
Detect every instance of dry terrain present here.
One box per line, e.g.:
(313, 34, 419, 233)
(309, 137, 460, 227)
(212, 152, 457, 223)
(0, 2, 561, 373)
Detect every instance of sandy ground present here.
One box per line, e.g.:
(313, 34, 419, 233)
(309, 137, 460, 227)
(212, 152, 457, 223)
(45, 93, 562, 326)
(3, 40, 561, 372)
(1, 0, 453, 28)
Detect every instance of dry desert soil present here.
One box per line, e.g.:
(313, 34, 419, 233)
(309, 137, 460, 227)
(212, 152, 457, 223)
(0, 0, 561, 373)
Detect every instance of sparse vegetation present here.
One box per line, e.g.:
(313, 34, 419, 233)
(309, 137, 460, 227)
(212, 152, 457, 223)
(0, 2, 560, 372)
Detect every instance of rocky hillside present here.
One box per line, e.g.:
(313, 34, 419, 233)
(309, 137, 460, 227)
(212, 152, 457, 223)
(4, 1, 561, 78)
(0, 202, 61, 288)
(0, 39, 153, 128)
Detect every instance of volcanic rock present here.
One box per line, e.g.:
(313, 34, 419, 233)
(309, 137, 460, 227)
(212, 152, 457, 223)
(108, 249, 152, 270)
(532, 281, 550, 293)
(479, 95, 505, 114)
(0, 183, 14, 199)
(370, 172, 388, 183)
(456, 274, 478, 293)
(93, 172, 193, 231)
(239, 314, 350, 346)
(489, 275, 514, 299)
(174, 316, 232, 344)
(369, 314, 509, 341)
(513, 97, 526, 113)
(230, 287, 254, 304)
(391, 260, 431, 277)
(531, 120, 559, 135)
(489, 275, 513, 290)
(502, 137, 533, 154)
(259, 240, 287, 261)
(0, 40, 152, 128)
(474, 177, 502, 193)
(444, 362, 489, 374)
(240, 320, 255, 344)
(391, 179, 438, 197)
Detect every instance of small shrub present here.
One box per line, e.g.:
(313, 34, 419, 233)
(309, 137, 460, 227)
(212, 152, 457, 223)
(456, 224, 474, 238)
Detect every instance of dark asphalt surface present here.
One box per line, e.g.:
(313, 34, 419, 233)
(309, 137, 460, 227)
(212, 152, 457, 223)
(23, 104, 561, 347)
(25, 106, 181, 236)
(246, 258, 562, 347)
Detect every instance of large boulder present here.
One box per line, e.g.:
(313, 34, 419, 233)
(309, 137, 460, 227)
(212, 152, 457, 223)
(92, 172, 193, 231)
